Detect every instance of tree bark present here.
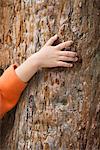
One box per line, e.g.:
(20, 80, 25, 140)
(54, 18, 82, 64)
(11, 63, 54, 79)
(0, 0, 100, 149)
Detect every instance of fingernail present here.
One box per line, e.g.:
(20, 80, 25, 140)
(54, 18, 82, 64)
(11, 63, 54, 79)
(75, 57, 78, 61)
(70, 64, 73, 67)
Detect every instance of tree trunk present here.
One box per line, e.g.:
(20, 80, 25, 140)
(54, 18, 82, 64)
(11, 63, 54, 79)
(0, 0, 100, 149)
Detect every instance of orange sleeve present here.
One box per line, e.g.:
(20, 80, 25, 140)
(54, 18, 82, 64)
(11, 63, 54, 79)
(0, 64, 27, 118)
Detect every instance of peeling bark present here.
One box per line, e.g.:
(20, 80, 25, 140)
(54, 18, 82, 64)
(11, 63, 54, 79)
(0, 0, 100, 149)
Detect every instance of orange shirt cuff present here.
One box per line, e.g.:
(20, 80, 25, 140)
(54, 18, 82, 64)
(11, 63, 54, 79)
(0, 64, 27, 93)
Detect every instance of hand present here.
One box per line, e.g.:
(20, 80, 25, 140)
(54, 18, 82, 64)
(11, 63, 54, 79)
(15, 35, 78, 83)
(35, 34, 78, 69)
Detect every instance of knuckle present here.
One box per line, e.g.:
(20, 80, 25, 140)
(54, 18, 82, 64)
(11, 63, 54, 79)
(51, 36, 55, 39)
(58, 45, 61, 49)
(64, 63, 67, 67)
(72, 52, 77, 56)
(58, 62, 61, 66)
(65, 42, 69, 47)
(49, 37, 53, 41)
(73, 58, 76, 61)
(57, 61, 60, 66)
(71, 57, 74, 61)
(58, 51, 62, 56)
(66, 51, 69, 56)
(54, 47, 59, 51)
(62, 42, 65, 46)
(66, 64, 71, 67)
(61, 56, 66, 61)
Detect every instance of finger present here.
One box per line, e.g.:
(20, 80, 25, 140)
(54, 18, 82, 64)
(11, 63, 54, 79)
(59, 56, 78, 62)
(57, 61, 73, 67)
(55, 41, 73, 50)
(45, 34, 58, 46)
(61, 47, 71, 51)
(59, 51, 77, 57)
(64, 47, 71, 51)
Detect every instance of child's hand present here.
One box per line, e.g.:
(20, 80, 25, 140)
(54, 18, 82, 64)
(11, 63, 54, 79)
(36, 34, 78, 69)
(15, 35, 78, 83)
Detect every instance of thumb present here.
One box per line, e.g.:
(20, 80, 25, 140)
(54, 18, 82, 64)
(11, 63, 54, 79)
(45, 34, 58, 46)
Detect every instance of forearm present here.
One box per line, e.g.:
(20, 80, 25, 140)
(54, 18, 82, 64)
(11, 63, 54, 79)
(15, 52, 40, 83)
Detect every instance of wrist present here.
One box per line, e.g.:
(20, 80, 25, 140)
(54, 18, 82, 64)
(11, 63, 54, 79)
(30, 52, 42, 70)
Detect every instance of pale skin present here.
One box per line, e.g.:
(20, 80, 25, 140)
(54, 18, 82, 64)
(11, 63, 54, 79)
(15, 34, 78, 83)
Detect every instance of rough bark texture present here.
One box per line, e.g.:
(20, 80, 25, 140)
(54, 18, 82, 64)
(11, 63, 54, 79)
(0, 0, 100, 150)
